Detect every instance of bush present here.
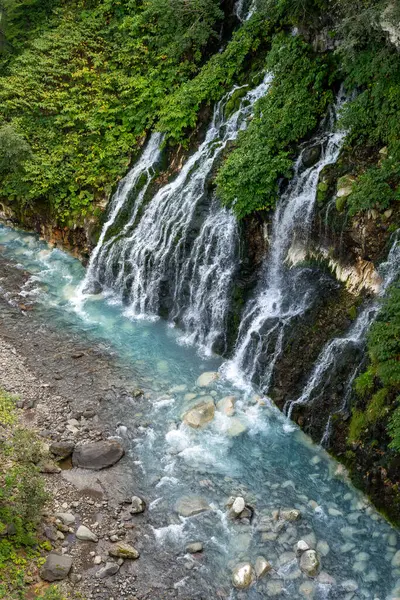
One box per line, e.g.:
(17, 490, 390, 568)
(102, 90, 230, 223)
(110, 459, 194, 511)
(215, 33, 336, 218)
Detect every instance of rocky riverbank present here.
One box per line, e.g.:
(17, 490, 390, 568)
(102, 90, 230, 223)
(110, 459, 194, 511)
(0, 256, 188, 600)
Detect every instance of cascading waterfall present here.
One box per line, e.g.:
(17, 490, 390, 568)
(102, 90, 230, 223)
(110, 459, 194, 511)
(175, 200, 238, 354)
(222, 94, 346, 390)
(81, 74, 272, 353)
(82, 132, 163, 294)
(286, 233, 400, 420)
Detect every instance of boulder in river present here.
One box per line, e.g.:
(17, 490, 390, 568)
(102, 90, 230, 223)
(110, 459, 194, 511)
(109, 541, 139, 559)
(40, 552, 73, 582)
(175, 495, 211, 517)
(186, 541, 203, 553)
(230, 496, 246, 516)
(96, 562, 120, 578)
(302, 144, 321, 169)
(196, 371, 219, 387)
(130, 495, 145, 514)
(72, 440, 124, 470)
(226, 417, 247, 437)
(299, 549, 321, 577)
(182, 400, 215, 428)
(232, 562, 255, 589)
(216, 396, 235, 416)
(280, 508, 301, 522)
(255, 556, 272, 578)
(76, 525, 98, 542)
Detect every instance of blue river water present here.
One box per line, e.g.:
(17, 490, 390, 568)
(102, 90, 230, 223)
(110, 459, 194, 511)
(0, 223, 399, 600)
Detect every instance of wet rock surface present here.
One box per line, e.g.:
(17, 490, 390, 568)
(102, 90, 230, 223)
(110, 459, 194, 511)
(72, 440, 125, 470)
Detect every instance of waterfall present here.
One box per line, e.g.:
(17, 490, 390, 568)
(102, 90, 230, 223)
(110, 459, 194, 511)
(222, 94, 347, 391)
(81, 73, 272, 354)
(81, 132, 163, 295)
(287, 233, 400, 419)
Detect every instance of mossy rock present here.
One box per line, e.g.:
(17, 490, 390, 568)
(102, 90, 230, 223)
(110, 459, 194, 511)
(335, 194, 348, 213)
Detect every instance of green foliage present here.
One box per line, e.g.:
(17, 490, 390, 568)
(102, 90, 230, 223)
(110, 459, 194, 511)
(0, 124, 31, 176)
(352, 280, 400, 450)
(216, 34, 336, 218)
(157, 15, 267, 143)
(0, 0, 224, 221)
(388, 400, 400, 452)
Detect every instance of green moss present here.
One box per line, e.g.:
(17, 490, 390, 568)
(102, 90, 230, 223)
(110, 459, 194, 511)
(348, 409, 368, 444)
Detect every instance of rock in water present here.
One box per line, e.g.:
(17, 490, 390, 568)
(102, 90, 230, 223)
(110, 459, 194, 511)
(96, 562, 120, 578)
(196, 372, 219, 387)
(72, 440, 124, 470)
(182, 400, 215, 428)
(302, 144, 321, 168)
(76, 525, 98, 542)
(186, 541, 203, 553)
(299, 550, 321, 577)
(296, 540, 310, 557)
(175, 496, 210, 517)
(109, 542, 139, 559)
(130, 495, 145, 514)
(230, 496, 246, 516)
(216, 396, 235, 416)
(280, 508, 301, 522)
(226, 417, 247, 437)
(232, 563, 255, 589)
(255, 556, 272, 578)
(40, 553, 73, 581)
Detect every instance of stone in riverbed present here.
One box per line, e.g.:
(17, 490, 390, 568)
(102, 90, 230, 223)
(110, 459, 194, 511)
(196, 372, 219, 387)
(216, 396, 235, 416)
(56, 512, 75, 526)
(280, 508, 301, 522)
(182, 400, 215, 428)
(232, 562, 255, 589)
(299, 549, 321, 577)
(226, 417, 247, 437)
(40, 552, 72, 582)
(175, 495, 210, 517)
(130, 495, 145, 514)
(392, 550, 400, 567)
(230, 496, 246, 516)
(76, 525, 98, 542)
(96, 562, 120, 578)
(109, 542, 139, 559)
(255, 556, 272, 578)
(186, 542, 203, 553)
(72, 440, 124, 470)
(50, 440, 75, 460)
(296, 540, 310, 557)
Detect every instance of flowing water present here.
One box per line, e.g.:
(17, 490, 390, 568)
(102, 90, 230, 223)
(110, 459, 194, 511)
(80, 75, 270, 355)
(223, 96, 347, 392)
(286, 233, 400, 423)
(1, 223, 400, 599)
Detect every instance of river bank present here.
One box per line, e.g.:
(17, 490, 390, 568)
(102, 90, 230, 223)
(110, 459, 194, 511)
(0, 255, 187, 600)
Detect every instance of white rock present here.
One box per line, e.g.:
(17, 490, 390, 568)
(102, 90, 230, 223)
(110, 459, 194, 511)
(296, 540, 310, 556)
(231, 497, 245, 516)
(94, 556, 102, 565)
(196, 372, 219, 387)
(316, 540, 330, 557)
(76, 525, 98, 542)
(226, 418, 247, 437)
(182, 399, 215, 428)
(216, 396, 235, 416)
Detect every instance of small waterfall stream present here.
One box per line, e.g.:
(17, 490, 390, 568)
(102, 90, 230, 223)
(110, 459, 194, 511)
(223, 95, 347, 391)
(287, 234, 400, 421)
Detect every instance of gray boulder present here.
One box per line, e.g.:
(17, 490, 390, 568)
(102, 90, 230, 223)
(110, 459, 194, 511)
(72, 440, 124, 470)
(76, 525, 98, 542)
(40, 552, 73, 582)
(302, 145, 321, 169)
(96, 562, 120, 578)
(175, 495, 211, 517)
(49, 440, 75, 460)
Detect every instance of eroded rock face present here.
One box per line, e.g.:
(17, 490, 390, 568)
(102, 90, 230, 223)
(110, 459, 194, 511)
(182, 400, 215, 428)
(72, 440, 124, 470)
(175, 495, 210, 517)
(40, 552, 73, 581)
(299, 549, 321, 577)
(232, 562, 255, 589)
